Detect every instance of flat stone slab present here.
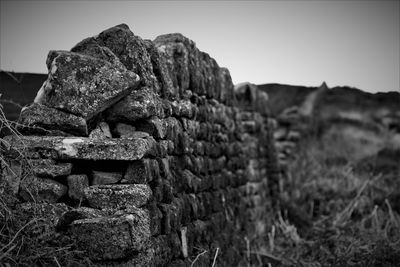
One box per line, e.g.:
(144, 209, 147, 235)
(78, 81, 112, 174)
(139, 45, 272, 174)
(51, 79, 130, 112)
(30, 159, 73, 178)
(3, 136, 156, 161)
(34, 50, 140, 120)
(19, 175, 67, 203)
(69, 211, 150, 260)
(84, 184, 152, 210)
(92, 170, 123, 185)
(18, 103, 88, 136)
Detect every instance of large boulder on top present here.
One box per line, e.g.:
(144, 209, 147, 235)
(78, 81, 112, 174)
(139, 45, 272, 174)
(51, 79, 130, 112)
(34, 50, 140, 120)
(87, 24, 160, 92)
(71, 37, 125, 68)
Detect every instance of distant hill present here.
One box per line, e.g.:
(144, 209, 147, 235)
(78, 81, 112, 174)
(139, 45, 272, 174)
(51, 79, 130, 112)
(0, 71, 47, 121)
(257, 83, 318, 116)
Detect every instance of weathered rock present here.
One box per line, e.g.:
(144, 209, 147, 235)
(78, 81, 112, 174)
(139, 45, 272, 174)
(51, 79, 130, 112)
(122, 159, 160, 184)
(71, 37, 125, 68)
(164, 117, 183, 144)
(219, 68, 234, 105)
(34, 50, 140, 120)
(56, 206, 108, 231)
(89, 121, 112, 139)
(19, 175, 67, 202)
(135, 117, 167, 140)
(30, 159, 73, 178)
(143, 39, 176, 98)
(113, 122, 136, 137)
(106, 86, 164, 122)
(170, 100, 196, 119)
(92, 170, 122, 185)
(69, 210, 151, 260)
(18, 103, 88, 136)
(84, 184, 152, 209)
(67, 174, 89, 202)
(3, 135, 157, 161)
(154, 34, 192, 96)
(96, 24, 159, 89)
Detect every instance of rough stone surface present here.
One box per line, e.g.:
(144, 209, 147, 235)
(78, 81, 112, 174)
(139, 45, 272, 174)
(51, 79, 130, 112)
(106, 86, 164, 122)
(71, 37, 126, 68)
(143, 39, 176, 98)
(34, 50, 140, 120)
(19, 175, 67, 202)
(92, 170, 123, 185)
(121, 159, 158, 184)
(56, 206, 108, 231)
(89, 121, 112, 139)
(3, 135, 157, 161)
(94, 24, 160, 92)
(113, 122, 136, 137)
(84, 184, 152, 210)
(69, 210, 151, 260)
(18, 103, 88, 136)
(67, 174, 89, 202)
(30, 159, 73, 178)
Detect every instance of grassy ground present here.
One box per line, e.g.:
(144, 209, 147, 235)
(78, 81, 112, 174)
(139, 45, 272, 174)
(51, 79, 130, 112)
(262, 127, 400, 266)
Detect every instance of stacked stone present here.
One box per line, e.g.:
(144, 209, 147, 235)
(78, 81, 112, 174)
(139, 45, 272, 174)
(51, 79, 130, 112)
(1, 24, 277, 266)
(270, 83, 328, 168)
(272, 106, 304, 167)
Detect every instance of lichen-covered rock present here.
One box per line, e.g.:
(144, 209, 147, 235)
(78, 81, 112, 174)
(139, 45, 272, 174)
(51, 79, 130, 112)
(154, 34, 191, 96)
(92, 170, 123, 185)
(34, 50, 140, 120)
(106, 86, 164, 122)
(143, 39, 177, 98)
(135, 117, 168, 140)
(113, 122, 136, 137)
(219, 68, 234, 105)
(170, 100, 197, 119)
(18, 103, 88, 136)
(154, 33, 225, 100)
(3, 135, 157, 161)
(84, 184, 152, 210)
(56, 206, 109, 231)
(67, 174, 89, 202)
(71, 37, 125, 68)
(88, 121, 112, 139)
(69, 210, 151, 260)
(121, 159, 159, 184)
(19, 175, 67, 202)
(95, 24, 160, 92)
(30, 159, 73, 178)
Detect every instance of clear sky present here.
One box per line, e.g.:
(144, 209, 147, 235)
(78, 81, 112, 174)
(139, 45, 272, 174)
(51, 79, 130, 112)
(0, 0, 399, 93)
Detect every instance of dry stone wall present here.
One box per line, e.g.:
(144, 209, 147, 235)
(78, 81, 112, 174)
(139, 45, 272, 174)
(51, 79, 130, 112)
(1, 24, 279, 266)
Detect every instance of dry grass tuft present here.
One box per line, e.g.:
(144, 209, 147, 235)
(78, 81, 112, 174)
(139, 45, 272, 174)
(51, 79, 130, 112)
(264, 127, 400, 266)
